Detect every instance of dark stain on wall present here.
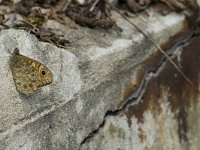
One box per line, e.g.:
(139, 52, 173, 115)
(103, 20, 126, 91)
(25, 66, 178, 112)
(124, 28, 200, 143)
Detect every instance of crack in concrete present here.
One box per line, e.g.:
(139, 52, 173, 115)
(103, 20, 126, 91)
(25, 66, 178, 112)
(0, 30, 199, 147)
(79, 30, 200, 148)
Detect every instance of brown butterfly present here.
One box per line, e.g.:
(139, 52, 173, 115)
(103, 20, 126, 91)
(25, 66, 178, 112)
(9, 48, 53, 95)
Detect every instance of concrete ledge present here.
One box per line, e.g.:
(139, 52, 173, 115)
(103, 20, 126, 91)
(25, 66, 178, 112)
(0, 6, 196, 150)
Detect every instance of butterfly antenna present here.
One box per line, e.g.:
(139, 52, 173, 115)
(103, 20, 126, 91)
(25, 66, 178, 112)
(107, 2, 197, 90)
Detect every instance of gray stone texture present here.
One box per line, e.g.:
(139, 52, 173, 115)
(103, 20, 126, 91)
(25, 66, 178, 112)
(0, 4, 199, 150)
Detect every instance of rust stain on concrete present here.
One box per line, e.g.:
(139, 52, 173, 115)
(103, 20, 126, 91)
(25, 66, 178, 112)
(108, 122, 126, 139)
(108, 122, 118, 139)
(118, 70, 145, 108)
(138, 127, 147, 143)
(124, 28, 200, 143)
(118, 28, 192, 109)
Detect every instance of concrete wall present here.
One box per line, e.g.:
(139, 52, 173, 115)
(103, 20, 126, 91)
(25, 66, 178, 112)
(0, 4, 200, 150)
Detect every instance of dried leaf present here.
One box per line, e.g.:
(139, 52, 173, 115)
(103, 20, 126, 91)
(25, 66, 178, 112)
(125, 0, 152, 13)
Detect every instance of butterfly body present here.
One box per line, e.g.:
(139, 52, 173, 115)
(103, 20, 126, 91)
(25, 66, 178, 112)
(9, 48, 53, 95)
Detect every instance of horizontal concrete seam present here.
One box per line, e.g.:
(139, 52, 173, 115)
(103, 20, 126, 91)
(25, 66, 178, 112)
(0, 99, 69, 140)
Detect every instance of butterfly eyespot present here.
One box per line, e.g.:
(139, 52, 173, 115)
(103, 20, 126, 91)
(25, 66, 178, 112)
(41, 70, 46, 76)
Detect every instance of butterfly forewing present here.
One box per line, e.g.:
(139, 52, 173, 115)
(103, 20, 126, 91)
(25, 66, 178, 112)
(9, 48, 53, 95)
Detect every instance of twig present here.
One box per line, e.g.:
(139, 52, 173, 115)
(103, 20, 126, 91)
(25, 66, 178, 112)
(107, 2, 197, 90)
(90, 0, 100, 12)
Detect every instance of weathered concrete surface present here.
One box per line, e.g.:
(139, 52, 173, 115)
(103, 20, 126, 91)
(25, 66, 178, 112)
(0, 5, 199, 150)
(80, 33, 200, 150)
